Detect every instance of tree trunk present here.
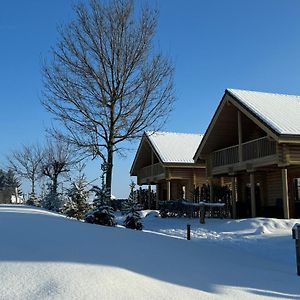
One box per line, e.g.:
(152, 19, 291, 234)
(105, 145, 114, 200)
(52, 175, 58, 195)
(105, 103, 115, 201)
(31, 177, 35, 195)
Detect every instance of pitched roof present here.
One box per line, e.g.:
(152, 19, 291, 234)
(228, 89, 300, 136)
(146, 131, 203, 164)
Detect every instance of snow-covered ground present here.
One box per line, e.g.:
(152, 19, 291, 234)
(0, 205, 299, 299)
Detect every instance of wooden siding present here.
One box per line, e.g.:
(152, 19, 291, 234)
(155, 168, 207, 200)
(277, 144, 300, 166)
(288, 145, 300, 163)
(167, 167, 206, 186)
(266, 170, 282, 206)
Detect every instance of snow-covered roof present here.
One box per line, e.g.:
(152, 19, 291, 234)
(146, 131, 203, 164)
(228, 89, 300, 136)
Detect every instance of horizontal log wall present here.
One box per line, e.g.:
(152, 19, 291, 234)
(163, 167, 207, 200)
(288, 145, 300, 163)
(167, 167, 206, 183)
(266, 170, 282, 207)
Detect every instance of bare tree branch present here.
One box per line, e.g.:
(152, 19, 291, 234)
(41, 0, 175, 195)
(7, 144, 44, 195)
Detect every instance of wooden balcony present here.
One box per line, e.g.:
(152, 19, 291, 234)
(242, 137, 276, 161)
(212, 145, 239, 167)
(212, 136, 277, 170)
(137, 163, 165, 184)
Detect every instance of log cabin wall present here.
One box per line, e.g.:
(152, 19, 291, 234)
(266, 169, 283, 207)
(167, 167, 207, 200)
(288, 145, 300, 163)
(167, 167, 206, 184)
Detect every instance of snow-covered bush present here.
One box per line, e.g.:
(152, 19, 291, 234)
(41, 184, 62, 212)
(85, 186, 116, 227)
(123, 181, 143, 230)
(124, 209, 143, 230)
(26, 193, 40, 207)
(62, 176, 89, 220)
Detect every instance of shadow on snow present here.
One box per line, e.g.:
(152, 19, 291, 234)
(0, 205, 299, 299)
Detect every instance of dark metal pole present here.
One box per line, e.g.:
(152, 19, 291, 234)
(187, 224, 191, 240)
(296, 239, 300, 276)
(292, 223, 300, 276)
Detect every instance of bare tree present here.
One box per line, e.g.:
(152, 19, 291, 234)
(41, 0, 174, 197)
(42, 140, 73, 195)
(7, 144, 44, 196)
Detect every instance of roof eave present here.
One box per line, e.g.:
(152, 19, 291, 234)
(193, 90, 229, 161)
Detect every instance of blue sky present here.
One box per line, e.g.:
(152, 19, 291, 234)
(1, 0, 300, 197)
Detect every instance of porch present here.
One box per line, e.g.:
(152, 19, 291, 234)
(136, 163, 165, 185)
(211, 136, 277, 175)
(217, 166, 300, 219)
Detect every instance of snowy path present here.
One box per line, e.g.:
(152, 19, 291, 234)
(0, 205, 299, 299)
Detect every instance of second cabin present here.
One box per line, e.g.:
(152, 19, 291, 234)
(130, 131, 206, 206)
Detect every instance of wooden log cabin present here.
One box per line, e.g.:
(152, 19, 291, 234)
(194, 89, 300, 219)
(130, 131, 206, 206)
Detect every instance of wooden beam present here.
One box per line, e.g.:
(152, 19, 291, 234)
(209, 178, 214, 202)
(148, 185, 151, 208)
(220, 176, 224, 186)
(250, 173, 256, 217)
(231, 177, 237, 219)
(238, 110, 243, 162)
(281, 168, 290, 219)
(167, 180, 171, 201)
(193, 169, 196, 187)
(151, 150, 154, 177)
(229, 95, 279, 142)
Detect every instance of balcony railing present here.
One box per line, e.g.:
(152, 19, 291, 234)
(212, 136, 276, 167)
(212, 145, 239, 167)
(137, 163, 164, 179)
(242, 136, 276, 161)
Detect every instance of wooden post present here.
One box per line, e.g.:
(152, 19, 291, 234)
(282, 168, 290, 219)
(148, 185, 151, 209)
(238, 110, 243, 162)
(187, 224, 191, 240)
(231, 177, 237, 219)
(151, 151, 154, 177)
(250, 173, 256, 217)
(167, 180, 171, 200)
(209, 178, 214, 202)
(220, 176, 224, 187)
(193, 170, 197, 202)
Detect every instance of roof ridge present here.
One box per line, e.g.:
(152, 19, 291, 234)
(228, 88, 300, 99)
(146, 131, 203, 136)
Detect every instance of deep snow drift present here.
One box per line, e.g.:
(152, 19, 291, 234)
(0, 205, 299, 299)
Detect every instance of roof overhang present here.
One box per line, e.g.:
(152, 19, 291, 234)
(130, 133, 164, 176)
(194, 89, 284, 161)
